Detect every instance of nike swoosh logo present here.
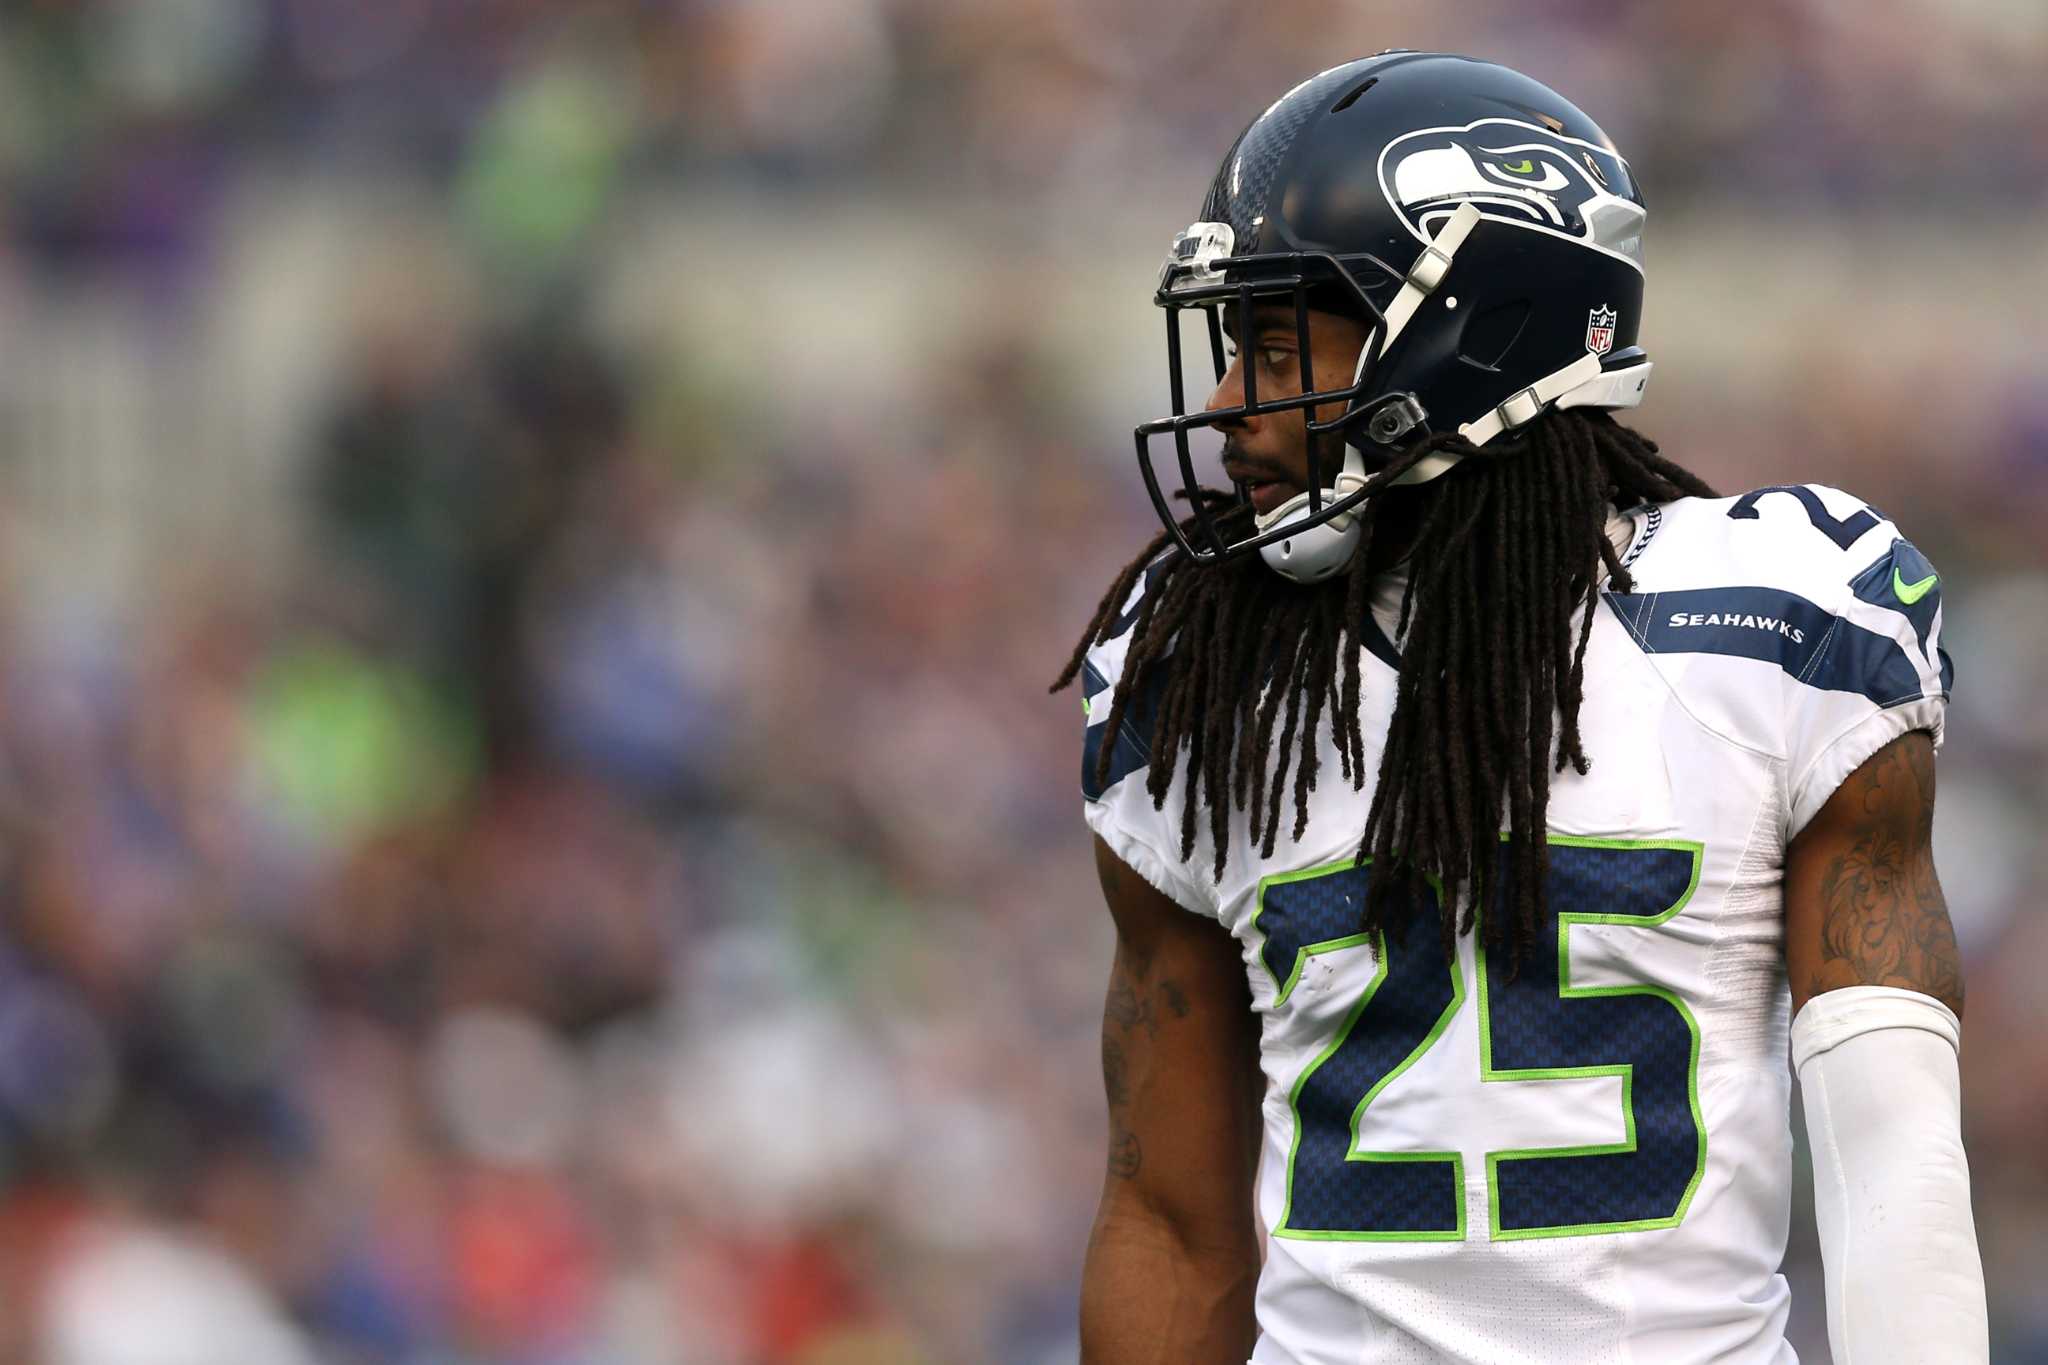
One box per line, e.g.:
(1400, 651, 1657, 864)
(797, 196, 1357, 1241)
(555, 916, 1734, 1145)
(1894, 568, 1938, 604)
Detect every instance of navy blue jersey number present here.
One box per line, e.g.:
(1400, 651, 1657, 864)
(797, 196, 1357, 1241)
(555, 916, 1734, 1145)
(1254, 840, 1705, 1242)
(1727, 485, 1879, 550)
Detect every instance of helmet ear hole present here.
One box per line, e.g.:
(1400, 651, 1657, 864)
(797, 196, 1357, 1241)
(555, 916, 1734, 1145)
(1458, 300, 1532, 372)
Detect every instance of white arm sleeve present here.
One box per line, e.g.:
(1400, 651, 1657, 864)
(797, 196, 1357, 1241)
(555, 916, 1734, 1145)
(1792, 986, 1988, 1364)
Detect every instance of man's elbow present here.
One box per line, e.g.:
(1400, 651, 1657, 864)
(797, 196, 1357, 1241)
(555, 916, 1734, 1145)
(1090, 1179, 1260, 1266)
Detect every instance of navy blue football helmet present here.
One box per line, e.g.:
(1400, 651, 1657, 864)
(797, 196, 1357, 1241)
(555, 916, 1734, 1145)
(1137, 52, 1654, 582)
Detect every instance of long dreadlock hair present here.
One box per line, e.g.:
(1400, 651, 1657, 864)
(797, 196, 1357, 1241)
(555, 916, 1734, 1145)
(1053, 409, 1717, 963)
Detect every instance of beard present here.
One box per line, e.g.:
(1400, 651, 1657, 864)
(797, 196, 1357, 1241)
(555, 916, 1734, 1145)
(1217, 427, 1354, 490)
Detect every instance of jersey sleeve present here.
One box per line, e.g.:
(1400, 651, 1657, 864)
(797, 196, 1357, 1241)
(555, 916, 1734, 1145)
(1078, 565, 1217, 918)
(1772, 488, 1953, 839)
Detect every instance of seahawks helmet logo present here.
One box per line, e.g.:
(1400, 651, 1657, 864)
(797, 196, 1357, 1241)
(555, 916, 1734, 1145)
(1378, 118, 1646, 269)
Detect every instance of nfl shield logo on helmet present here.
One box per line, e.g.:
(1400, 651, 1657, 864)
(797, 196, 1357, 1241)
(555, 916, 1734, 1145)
(1585, 305, 1618, 356)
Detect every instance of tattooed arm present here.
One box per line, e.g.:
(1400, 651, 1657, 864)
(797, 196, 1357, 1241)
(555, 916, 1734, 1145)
(1784, 729, 1962, 1017)
(1080, 836, 1263, 1365)
(1783, 730, 1988, 1363)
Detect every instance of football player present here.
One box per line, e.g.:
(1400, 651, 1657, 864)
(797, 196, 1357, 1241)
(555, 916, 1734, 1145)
(1057, 52, 1988, 1364)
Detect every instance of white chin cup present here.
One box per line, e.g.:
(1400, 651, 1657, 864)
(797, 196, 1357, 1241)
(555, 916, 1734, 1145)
(1256, 454, 1368, 584)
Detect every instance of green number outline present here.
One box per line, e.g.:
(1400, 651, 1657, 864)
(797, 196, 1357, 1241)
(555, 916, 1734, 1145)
(1474, 835, 1707, 1241)
(1253, 857, 1467, 1243)
(1255, 857, 1373, 1010)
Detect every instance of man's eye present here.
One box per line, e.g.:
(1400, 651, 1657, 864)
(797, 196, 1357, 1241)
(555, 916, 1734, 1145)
(1259, 346, 1292, 372)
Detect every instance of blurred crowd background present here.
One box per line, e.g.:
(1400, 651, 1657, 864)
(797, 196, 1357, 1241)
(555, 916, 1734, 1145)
(0, 0, 2041, 1361)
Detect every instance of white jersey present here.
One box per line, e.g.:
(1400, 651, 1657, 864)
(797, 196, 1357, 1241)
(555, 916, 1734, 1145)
(1081, 484, 1950, 1365)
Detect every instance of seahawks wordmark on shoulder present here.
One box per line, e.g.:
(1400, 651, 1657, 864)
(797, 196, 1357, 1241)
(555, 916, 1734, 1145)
(1666, 611, 1807, 645)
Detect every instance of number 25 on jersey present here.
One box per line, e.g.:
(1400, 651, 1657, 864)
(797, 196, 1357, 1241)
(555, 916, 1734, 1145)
(1254, 839, 1706, 1242)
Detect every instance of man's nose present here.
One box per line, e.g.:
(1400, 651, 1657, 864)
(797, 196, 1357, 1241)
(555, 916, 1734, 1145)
(1206, 356, 1252, 426)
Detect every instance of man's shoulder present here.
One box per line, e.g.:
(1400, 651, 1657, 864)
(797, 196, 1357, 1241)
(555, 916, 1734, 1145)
(1603, 482, 1949, 742)
(1623, 482, 1915, 607)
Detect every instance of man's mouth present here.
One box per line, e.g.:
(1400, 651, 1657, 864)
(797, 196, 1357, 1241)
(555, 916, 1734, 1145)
(1241, 479, 1301, 515)
(1222, 444, 1304, 517)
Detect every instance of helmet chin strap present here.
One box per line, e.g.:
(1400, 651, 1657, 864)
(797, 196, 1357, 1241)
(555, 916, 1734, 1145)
(1374, 203, 1479, 488)
(1388, 351, 1650, 485)
(1377, 203, 1481, 361)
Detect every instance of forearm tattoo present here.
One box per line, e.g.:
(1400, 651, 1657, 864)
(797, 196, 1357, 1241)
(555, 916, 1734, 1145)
(1100, 947, 1193, 1181)
(1811, 737, 1964, 1016)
